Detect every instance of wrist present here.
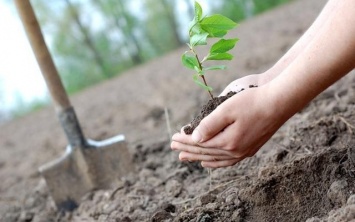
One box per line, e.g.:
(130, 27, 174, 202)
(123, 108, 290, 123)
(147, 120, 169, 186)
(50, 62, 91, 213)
(257, 70, 278, 86)
(264, 76, 304, 123)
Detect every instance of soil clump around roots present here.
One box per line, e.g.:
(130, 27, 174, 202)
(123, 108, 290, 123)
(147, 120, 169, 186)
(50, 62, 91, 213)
(183, 91, 237, 135)
(184, 85, 257, 135)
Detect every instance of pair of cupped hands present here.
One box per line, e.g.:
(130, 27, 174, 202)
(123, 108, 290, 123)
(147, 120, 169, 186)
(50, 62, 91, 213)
(170, 73, 285, 168)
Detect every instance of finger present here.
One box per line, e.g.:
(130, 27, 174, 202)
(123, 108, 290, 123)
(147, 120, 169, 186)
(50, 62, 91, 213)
(174, 123, 244, 158)
(179, 151, 236, 162)
(192, 105, 234, 143)
(201, 158, 242, 168)
(172, 132, 195, 145)
(198, 122, 239, 151)
(171, 141, 231, 156)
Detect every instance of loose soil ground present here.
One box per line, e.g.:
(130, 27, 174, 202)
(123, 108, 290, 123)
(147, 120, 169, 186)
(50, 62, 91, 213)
(1, 0, 354, 221)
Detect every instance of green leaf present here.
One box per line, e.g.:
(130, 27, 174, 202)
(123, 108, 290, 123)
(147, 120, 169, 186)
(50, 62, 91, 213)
(194, 1, 203, 21)
(190, 33, 209, 46)
(193, 74, 213, 91)
(203, 65, 227, 71)
(182, 54, 199, 70)
(206, 52, 234, 61)
(188, 19, 196, 32)
(210, 38, 239, 53)
(209, 30, 228, 38)
(200, 14, 237, 30)
(200, 14, 237, 37)
(188, 1, 205, 37)
(189, 20, 205, 36)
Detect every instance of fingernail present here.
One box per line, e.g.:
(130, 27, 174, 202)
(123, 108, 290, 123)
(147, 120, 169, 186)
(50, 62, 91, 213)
(192, 128, 202, 143)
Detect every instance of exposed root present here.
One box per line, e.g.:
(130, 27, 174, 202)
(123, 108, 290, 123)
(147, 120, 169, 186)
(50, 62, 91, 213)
(335, 115, 355, 134)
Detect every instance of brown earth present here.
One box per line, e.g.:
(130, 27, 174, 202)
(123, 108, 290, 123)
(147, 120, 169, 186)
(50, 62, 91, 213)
(1, 0, 355, 221)
(183, 91, 237, 135)
(183, 85, 256, 135)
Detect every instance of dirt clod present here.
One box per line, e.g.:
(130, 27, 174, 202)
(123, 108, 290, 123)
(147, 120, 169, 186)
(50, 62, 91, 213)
(183, 91, 237, 135)
(327, 180, 349, 206)
(150, 210, 172, 222)
(199, 193, 217, 205)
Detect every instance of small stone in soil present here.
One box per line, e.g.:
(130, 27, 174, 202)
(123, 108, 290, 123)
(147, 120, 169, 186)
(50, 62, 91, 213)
(199, 193, 217, 205)
(162, 202, 176, 213)
(150, 210, 172, 222)
(197, 213, 213, 222)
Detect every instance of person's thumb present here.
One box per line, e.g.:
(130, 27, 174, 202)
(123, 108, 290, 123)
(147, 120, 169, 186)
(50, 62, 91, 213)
(191, 106, 233, 143)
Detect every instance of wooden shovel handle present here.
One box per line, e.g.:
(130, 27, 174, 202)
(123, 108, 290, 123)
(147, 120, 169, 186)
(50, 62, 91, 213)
(14, 0, 71, 111)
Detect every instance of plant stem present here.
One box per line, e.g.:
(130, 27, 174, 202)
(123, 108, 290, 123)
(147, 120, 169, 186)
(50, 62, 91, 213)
(201, 75, 214, 99)
(191, 48, 214, 99)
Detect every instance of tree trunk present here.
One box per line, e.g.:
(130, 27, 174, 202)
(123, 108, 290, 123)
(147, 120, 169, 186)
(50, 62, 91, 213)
(64, 0, 110, 78)
(116, 0, 143, 64)
(161, 0, 184, 47)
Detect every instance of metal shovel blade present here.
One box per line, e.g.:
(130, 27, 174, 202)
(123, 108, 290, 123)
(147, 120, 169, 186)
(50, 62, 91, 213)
(14, 0, 136, 211)
(39, 135, 134, 211)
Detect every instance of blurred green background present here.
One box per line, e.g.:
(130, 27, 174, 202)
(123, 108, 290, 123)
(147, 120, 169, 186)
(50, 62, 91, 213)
(0, 0, 292, 122)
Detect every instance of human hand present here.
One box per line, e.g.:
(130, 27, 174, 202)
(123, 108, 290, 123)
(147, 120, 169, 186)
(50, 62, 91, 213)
(219, 71, 277, 96)
(171, 84, 287, 168)
(219, 74, 261, 96)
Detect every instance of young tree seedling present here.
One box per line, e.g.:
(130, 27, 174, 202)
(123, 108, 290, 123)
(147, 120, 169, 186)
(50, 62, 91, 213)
(182, 1, 238, 99)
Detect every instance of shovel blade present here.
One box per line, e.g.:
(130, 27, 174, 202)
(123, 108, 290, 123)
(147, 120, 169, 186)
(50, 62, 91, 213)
(39, 135, 134, 211)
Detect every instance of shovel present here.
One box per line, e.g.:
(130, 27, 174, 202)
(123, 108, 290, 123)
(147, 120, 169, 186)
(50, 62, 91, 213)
(14, 0, 135, 211)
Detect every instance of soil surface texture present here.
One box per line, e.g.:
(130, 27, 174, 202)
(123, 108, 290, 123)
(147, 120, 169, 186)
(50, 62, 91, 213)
(1, 0, 355, 221)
